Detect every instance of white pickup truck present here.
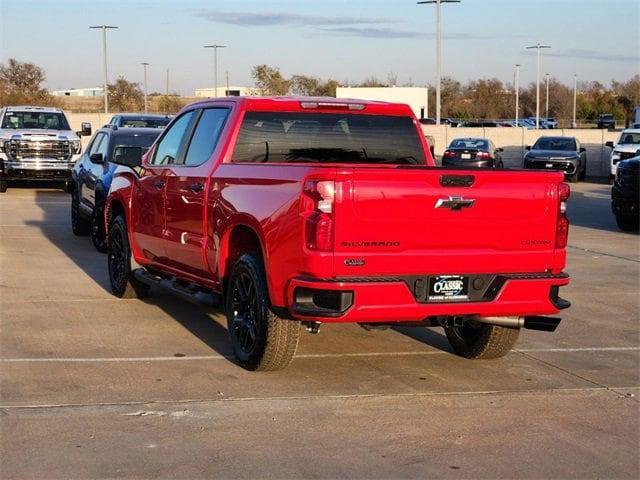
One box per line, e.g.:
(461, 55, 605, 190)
(0, 106, 91, 193)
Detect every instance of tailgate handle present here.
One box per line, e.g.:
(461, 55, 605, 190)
(435, 196, 475, 210)
(440, 175, 475, 187)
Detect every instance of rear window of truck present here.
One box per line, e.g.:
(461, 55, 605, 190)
(231, 112, 426, 165)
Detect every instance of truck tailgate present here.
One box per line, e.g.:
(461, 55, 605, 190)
(333, 168, 562, 277)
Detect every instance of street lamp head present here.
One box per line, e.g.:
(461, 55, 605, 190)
(89, 25, 118, 29)
(204, 44, 227, 49)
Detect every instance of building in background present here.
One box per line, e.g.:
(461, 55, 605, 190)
(195, 86, 254, 97)
(336, 87, 429, 119)
(51, 87, 104, 97)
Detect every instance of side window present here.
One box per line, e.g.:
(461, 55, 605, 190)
(183, 108, 229, 166)
(150, 111, 195, 166)
(88, 133, 105, 156)
(95, 133, 110, 157)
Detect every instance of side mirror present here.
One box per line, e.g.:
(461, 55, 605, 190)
(579, 147, 586, 153)
(89, 153, 104, 164)
(113, 146, 142, 168)
(79, 122, 92, 137)
(525, 145, 531, 151)
(605, 141, 614, 148)
(497, 147, 504, 153)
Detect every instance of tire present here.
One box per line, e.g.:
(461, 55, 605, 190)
(0, 180, 7, 193)
(615, 214, 640, 232)
(71, 189, 91, 236)
(107, 214, 150, 298)
(567, 170, 579, 183)
(444, 320, 520, 359)
(226, 253, 300, 371)
(62, 180, 73, 194)
(91, 205, 107, 253)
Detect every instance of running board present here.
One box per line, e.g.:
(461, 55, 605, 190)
(133, 268, 221, 307)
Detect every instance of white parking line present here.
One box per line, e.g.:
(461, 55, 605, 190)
(1, 347, 637, 363)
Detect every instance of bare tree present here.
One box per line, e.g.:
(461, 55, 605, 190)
(0, 58, 56, 105)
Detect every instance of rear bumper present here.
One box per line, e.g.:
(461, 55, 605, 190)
(286, 273, 570, 323)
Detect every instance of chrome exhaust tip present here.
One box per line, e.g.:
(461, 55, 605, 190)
(476, 316, 561, 332)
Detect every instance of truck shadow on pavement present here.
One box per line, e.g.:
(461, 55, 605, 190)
(28, 189, 235, 359)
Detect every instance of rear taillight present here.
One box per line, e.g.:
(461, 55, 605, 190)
(556, 182, 570, 248)
(303, 179, 335, 251)
(476, 151, 490, 159)
(443, 150, 454, 158)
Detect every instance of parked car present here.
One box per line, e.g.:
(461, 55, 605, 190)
(0, 106, 91, 193)
(606, 129, 640, 181)
(419, 117, 436, 125)
(459, 120, 500, 128)
(597, 114, 616, 130)
(611, 156, 639, 232)
(545, 118, 558, 129)
(105, 97, 571, 371)
(526, 117, 550, 129)
(442, 138, 504, 168)
(523, 136, 587, 182)
(71, 126, 161, 252)
(108, 113, 171, 129)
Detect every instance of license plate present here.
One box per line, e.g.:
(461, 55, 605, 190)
(545, 163, 554, 168)
(461, 153, 471, 159)
(428, 275, 469, 301)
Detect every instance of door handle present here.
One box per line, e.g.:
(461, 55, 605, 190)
(188, 182, 204, 193)
(154, 180, 166, 189)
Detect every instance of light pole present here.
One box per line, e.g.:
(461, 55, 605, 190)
(204, 44, 226, 97)
(514, 64, 520, 125)
(417, 0, 461, 126)
(572, 75, 578, 129)
(141, 62, 150, 113)
(90, 25, 118, 114)
(545, 73, 550, 119)
(166, 68, 169, 96)
(525, 42, 551, 129)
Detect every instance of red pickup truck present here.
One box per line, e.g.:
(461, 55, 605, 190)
(105, 97, 571, 371)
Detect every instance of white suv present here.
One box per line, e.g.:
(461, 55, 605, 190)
(607, 129, 640, 180)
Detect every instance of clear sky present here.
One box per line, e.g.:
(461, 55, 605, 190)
(1, 0, 638, 95)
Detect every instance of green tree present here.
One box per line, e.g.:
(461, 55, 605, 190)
(108, 77, 144, 112)
(0, 58, 56, 106)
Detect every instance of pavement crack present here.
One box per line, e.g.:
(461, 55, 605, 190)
(566, 245, 640, 263)
(517, 351, 638, 402)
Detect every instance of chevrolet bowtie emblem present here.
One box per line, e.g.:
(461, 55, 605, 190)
(435, 196, 476, 210)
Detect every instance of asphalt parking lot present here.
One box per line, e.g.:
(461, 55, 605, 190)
(0, 178, 638, 479)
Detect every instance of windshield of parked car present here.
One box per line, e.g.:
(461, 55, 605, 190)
(617, 132, 640, 145)
(449, 138, 488, 150)
(232, 112, 426, 165)
(600, 114, 614, 120)
(1, 111, 70, 130)
(110, 133, 160, 159)
(532, 137, 576, 151)
(119, 117, 170, 128)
